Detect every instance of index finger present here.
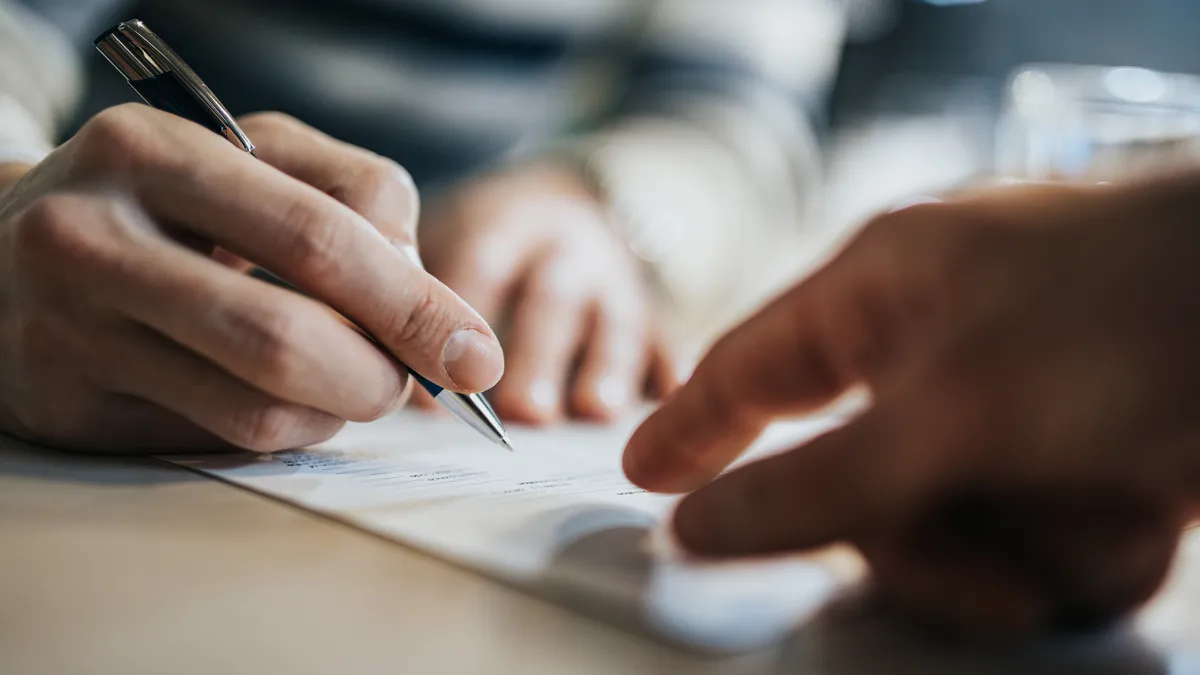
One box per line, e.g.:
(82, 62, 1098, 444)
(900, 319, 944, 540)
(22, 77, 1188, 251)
(237, 112, 421, 246)
(623, 207, 942, 493)
(81, 105, 502, 392)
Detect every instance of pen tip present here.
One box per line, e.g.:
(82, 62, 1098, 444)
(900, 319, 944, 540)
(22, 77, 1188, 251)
(500, 436, 514, 452)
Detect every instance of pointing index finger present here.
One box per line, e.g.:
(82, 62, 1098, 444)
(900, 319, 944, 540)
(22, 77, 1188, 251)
(622, 211, 928, 493)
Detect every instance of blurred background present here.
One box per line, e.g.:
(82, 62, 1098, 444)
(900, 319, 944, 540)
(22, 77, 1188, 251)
(14, 0, 1200, 344)
(824, 0, 1200, 238)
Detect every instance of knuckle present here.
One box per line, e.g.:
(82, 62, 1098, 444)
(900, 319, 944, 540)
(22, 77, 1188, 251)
(80, 106, 141, 148)
(226, 404, 298, 452)
(13, 194, 99, 267)
(74, 104, 164, 171)
(440, 239, 509, 289)
(58, 402, 110, 446)
(691, 355, 758, 435)
(944, 215, 1002, 260)
(730, 463, 786, 523)
(226, 405, 345, 452)
(17, 313, 78, 367)
(875, 201, 998, 269)
(239, 110, 303, 134)
(12, 388, 103, 448)
(600, 283, 648, 326)
(486, 385, 527, 421)
(851, 212, 893, 248)
(308, 416, 348, 446)
(13, 194, 149, 293)
(388, 157, 417, 201)
(358, 373, 408, 422)
(16, 402, 68, 444)
(855, 202, 1002, 320)
(526, 258, 588, 306)
(386, 281, 451, 350)
(227, 305, 308, 390)
(330, 154, 418, 227)
(277, 198, 347, 282)
(332, 160, 388, 207)
(360, 155, 409, 194)
(526, 280, 576, 307)
(14, 195, 77, 256)
(930, 214, 1012, 295)
(857, 203, 937, 247)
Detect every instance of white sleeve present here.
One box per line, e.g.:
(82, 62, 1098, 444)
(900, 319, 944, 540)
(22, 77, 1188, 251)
(0, 0, 84, 165)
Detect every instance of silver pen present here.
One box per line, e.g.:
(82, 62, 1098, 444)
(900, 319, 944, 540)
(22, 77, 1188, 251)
(95, 19, 513, 451)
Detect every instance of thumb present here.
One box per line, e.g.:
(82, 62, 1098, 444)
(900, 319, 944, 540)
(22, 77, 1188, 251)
(670, 405, 949, 557)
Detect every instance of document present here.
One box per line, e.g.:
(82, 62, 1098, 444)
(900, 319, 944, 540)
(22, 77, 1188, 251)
(168, 408, 863, 654)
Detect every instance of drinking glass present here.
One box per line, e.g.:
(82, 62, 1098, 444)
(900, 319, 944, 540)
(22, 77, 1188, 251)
(995, 63, 1200, 182)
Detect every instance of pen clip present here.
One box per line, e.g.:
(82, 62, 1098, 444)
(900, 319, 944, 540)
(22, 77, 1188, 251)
(97, 20, 255, 154)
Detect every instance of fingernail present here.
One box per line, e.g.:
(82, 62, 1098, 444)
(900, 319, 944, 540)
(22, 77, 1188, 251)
(442, 329, 504, 391)
(596, 376, 629, 410)
(529, 379, 560, 412)
(392, 239, 425, 270)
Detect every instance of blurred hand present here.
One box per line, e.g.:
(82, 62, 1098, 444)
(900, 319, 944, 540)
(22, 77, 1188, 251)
(0, 105, 503, 453)
(624, 178, 1200, 636)
(420, 162, 679, 424)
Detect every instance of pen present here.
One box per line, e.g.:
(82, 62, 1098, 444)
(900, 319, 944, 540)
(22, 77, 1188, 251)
(95, 19, 513, 451)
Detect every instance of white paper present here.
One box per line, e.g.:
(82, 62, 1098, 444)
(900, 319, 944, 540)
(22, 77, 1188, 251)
(167, 408, 860, 654)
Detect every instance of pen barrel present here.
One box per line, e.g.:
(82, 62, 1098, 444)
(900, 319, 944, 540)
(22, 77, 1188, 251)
(410, 372, 444, 398)
(130, 72, 230, 138)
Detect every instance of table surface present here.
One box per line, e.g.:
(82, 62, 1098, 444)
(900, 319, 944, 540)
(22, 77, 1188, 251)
(2, 436, 1198, 675)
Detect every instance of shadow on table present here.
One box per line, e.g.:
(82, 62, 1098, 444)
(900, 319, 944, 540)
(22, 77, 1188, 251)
(534, 508, 1171, 675)
(0, 434, 210, 486)
(774, 593, 1168, 675)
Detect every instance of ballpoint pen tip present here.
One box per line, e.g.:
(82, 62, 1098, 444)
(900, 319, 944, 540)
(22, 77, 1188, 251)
(500, 436, 514, 452)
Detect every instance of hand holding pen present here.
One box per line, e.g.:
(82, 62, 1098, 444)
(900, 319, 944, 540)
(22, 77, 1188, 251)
(0, 21, 508, 453)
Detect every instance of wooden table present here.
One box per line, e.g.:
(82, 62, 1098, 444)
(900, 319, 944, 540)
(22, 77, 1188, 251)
(2, 437, 1197, 675)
